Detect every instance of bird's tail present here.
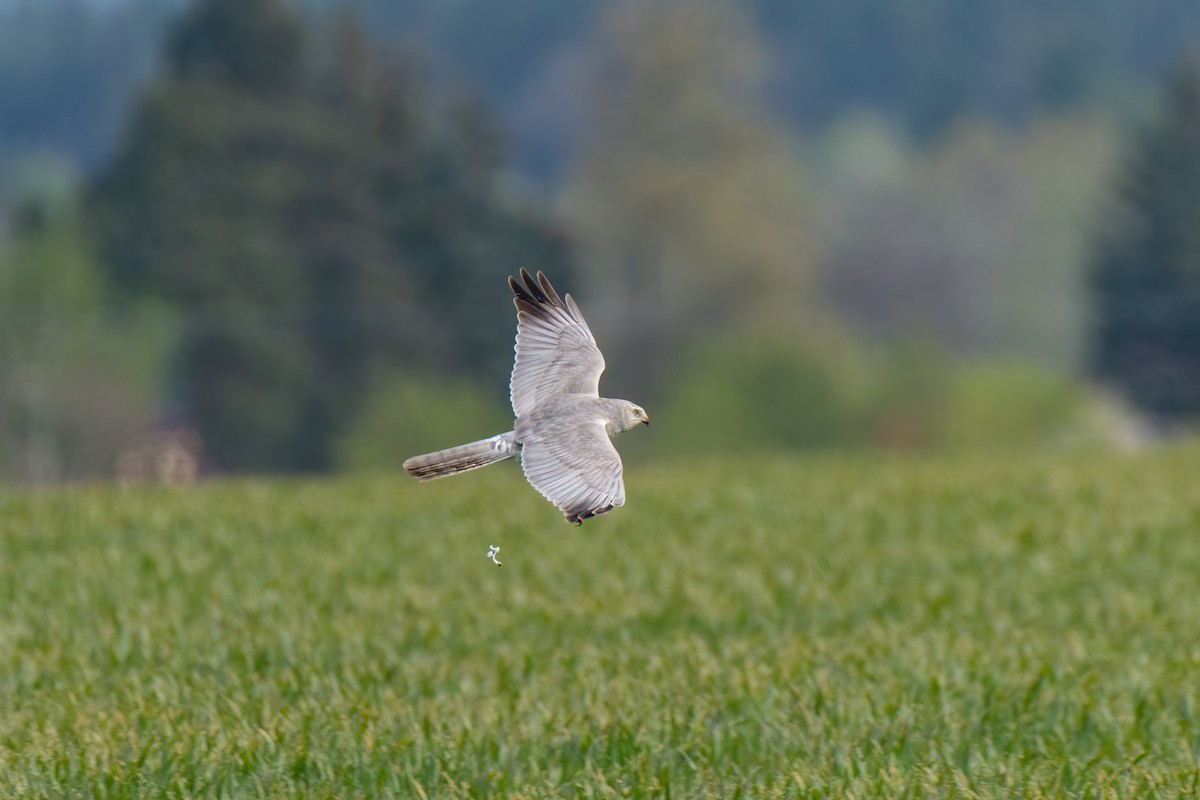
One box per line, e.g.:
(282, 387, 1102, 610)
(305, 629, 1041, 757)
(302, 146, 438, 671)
(403, 432, 518, 481)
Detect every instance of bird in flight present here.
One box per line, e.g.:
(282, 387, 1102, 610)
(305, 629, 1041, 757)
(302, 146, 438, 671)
(403, 269, 649, 524)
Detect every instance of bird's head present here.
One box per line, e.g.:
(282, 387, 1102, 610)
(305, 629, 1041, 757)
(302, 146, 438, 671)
(625, 403, 650, 430)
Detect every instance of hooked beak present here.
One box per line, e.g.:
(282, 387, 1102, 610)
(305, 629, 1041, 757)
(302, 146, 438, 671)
(642, 415, 650, 426)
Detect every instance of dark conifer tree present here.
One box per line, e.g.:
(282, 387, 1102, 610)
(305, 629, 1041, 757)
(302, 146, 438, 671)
(1089, 57, 1200, 424)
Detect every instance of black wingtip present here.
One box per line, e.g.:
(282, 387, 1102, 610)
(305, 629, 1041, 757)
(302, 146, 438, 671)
(511, 268, 568, 312)
(536, 271, 564, 306)
(510, 271, 537, 307)
(522, 268, 546, 302)
(564, 502, 617, 525)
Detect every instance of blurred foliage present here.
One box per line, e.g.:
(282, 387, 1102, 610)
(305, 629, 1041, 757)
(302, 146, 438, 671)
(562, 0, 819, 395)
(0, 205, 174, 483)
(0, 151, 79, 213)
(751, 0, 1196, 139)
(334, 371, 511, 473)
(656, 332, 869, 456)
(655, 333, 1103, 459)
(86, 0, 568, 472)
(4, 0, 1200, 180)
(1089, 57, 1200, 425)
(859, 340, 954, 452)
(940, 361, 1093, 453)
(818, 113, 1115, 369)
(0, 0, 171, 171)
(333, 0, 1200, 176)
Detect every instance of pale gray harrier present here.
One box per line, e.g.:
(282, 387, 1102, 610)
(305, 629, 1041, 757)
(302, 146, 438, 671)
(403, 269, 648, 524)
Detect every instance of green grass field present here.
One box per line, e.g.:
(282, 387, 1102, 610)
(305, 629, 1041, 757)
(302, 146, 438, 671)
(2, 447, 1199, 798)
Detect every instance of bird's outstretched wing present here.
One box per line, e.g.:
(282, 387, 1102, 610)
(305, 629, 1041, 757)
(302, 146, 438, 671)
(509, 269, 605, 418)
(519, 421, 625, 525)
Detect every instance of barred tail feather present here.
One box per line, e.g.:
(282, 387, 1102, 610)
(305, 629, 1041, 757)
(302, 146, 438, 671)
(403, 432, 518, 481)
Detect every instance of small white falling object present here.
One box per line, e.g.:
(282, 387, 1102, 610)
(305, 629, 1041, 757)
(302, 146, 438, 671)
(487, 544, 503, 567)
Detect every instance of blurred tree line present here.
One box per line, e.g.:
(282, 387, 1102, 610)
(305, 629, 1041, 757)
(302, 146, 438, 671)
(5, 0, 1200, 180)
(339, 0, 1200, 177)
(1, 0, 1199, 481)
